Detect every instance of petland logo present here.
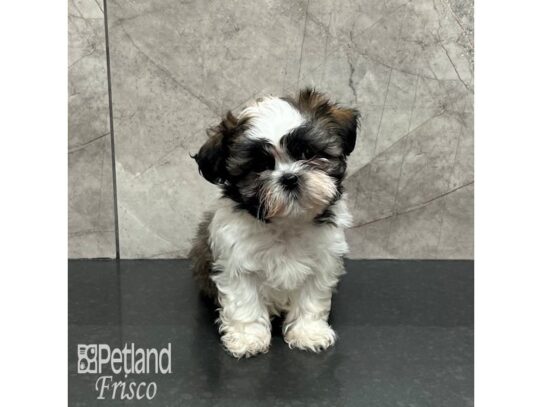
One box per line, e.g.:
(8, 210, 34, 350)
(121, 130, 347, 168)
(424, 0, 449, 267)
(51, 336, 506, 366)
(77, 343, 172, 400)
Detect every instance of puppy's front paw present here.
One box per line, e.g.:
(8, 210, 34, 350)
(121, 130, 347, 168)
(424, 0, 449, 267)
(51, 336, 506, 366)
(221, 323, 271, 359)
(284, 320, 337, 352)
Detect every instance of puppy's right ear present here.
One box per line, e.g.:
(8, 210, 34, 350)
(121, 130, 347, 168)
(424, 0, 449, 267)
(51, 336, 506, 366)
(192, 111, 240, 185)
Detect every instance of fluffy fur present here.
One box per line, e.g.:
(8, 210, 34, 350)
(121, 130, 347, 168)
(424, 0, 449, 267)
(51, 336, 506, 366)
(189, 89, 359, 358)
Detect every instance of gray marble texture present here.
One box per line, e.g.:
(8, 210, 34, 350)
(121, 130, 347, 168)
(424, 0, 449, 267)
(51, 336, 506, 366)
(68, 0, 116, 258)
(68, 0, 473, 259)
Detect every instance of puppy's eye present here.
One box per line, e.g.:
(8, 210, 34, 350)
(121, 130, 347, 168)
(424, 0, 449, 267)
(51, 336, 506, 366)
(252, 154, 275, 173)
(300, 147, 316, 160)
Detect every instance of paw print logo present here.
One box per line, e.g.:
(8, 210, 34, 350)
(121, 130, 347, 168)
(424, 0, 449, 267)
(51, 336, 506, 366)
(77, 344, 98, 374)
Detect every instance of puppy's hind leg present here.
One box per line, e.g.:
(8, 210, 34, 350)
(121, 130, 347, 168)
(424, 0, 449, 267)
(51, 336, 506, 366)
(189, 212, 218, 300)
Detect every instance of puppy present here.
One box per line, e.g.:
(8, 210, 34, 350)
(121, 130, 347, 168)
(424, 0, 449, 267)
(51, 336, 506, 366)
(189, 88, 359, 358)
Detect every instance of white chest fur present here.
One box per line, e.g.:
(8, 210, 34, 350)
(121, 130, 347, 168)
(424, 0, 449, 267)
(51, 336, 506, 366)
(208, 198, 351, 291)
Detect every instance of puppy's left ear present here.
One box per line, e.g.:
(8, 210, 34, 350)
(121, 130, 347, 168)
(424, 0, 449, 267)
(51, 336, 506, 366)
(331, 106, 360, 156)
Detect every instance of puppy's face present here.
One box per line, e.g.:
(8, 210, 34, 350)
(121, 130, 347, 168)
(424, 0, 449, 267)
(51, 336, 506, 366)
(193, 89, 359, 222)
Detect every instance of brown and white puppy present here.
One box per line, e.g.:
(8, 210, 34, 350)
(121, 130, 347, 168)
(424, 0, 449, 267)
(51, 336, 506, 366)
(190, 89, 359, 358)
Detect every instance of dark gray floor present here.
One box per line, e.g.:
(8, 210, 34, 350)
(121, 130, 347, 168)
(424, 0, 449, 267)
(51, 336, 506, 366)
(69, 260, 473, 406)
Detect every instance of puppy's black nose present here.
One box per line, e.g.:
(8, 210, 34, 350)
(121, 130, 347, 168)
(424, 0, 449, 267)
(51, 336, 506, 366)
(281, 173, 298, 190)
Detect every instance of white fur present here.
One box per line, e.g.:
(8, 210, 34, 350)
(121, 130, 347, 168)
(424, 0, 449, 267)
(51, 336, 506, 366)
(209, 197, 352, 358)
(239, 96, 304, 147)
(238, 96, 331, 218)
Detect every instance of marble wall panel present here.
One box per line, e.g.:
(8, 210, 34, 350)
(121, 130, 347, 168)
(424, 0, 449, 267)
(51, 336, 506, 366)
(69, 0, 474, 259)
(68, 0, 116, 258)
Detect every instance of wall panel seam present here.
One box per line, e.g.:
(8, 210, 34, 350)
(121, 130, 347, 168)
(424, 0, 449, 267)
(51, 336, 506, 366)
(103, 0, 120, 259)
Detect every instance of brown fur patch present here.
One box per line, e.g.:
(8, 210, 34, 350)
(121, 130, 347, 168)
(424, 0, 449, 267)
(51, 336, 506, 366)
(188, 211, 218, 301)
(302, 170, 337, 211)
(294, 88, 332, 117)
(329, 105, 358, 129)
(260, 183, 288, 219)
(294, 88, 355, 119)
(286, 88, 360, 156)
